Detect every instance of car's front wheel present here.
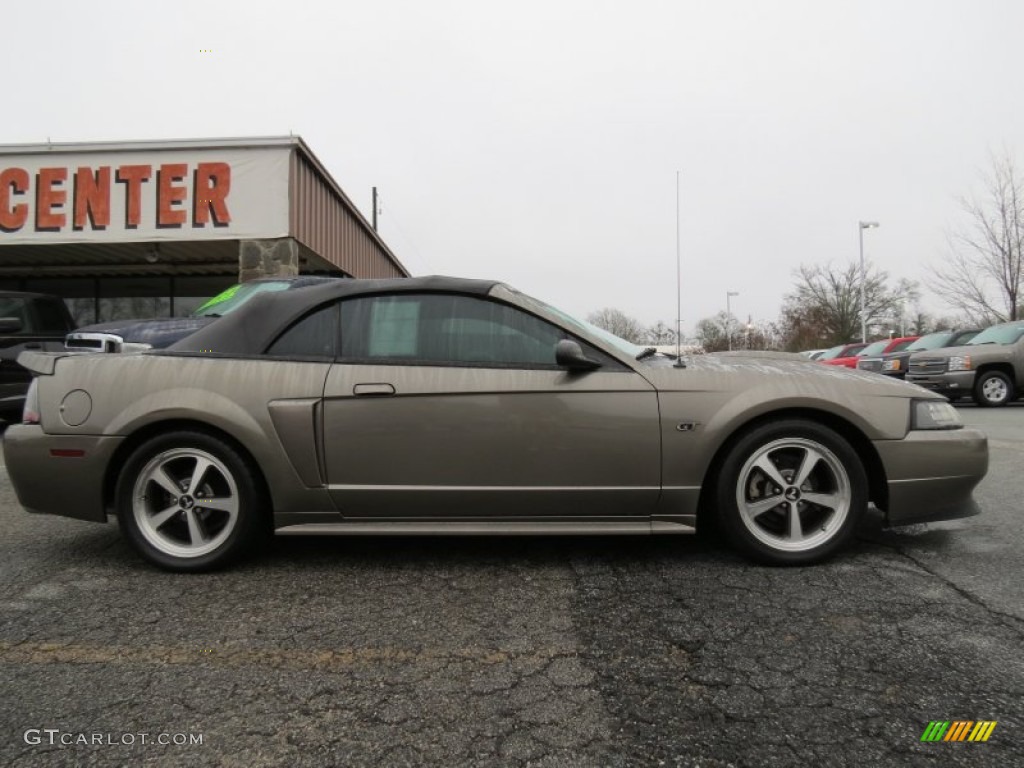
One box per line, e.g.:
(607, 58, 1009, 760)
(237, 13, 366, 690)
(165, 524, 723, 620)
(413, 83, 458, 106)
(115, 431, 267, 572)
(973, 370, 1014, 407)
(715, 420, 868, 565)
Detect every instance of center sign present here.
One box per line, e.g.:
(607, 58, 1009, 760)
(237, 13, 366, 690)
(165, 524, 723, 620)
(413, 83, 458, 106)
(0, 147, 290, 244)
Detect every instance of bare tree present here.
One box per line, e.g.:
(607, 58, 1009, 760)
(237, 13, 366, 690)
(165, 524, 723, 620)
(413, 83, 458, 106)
(695, 312, 730, 352)
(931, 151, 1024, 323)
(645, 321, 677, 345)
(694, 312, 783, 351)
(778, 262, 917, 350)
(744, 319, 784, 350)
(907, 311, 966, 336)
(585, 308, 647, 343)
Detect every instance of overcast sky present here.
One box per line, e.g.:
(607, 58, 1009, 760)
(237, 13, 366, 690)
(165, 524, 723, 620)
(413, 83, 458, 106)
(5, 0, 1023, 333)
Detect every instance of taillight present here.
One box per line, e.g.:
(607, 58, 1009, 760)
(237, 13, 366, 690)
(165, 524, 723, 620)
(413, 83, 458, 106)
(22, 378, 40, 424)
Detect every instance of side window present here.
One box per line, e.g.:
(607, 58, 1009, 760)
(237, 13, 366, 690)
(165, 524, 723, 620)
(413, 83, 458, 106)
(0, 298, 29, 334)
(33, 299, 72, 334)
(265, 302, 338, 359)
(341, 294, 575, 368)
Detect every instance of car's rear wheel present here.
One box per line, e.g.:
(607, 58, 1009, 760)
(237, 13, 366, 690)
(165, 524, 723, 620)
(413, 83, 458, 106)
(973, 370, 1014, 407)
(715, 420, 868, 565)
(115, 431, 266, 572)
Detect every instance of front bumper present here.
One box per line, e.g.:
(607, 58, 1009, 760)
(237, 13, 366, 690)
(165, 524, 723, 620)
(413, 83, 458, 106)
(3, 425, 123, 522)
(906, 370, 976, 397)
(873, 427, 988, 526)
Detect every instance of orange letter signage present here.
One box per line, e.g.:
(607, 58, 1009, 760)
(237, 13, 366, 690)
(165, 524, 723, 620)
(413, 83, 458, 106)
(73, 166, 112, 230)
(193, 162, 231, 227)
(0, 168, 30, 232)
(35, 167, 68, 231)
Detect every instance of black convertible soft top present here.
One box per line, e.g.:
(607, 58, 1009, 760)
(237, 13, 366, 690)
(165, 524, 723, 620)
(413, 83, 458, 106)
(166, 276, 501, 356)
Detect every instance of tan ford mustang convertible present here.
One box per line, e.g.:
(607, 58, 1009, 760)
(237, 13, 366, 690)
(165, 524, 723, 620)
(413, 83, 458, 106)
(4, 277, 988, 571)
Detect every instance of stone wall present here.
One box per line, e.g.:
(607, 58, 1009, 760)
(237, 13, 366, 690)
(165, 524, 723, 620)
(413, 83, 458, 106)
(238, 237, 299, 282)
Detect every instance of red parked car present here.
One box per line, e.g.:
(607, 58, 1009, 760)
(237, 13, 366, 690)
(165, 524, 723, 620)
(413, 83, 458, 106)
(821, 337, 919, 369)
(816, 341, 868, 367)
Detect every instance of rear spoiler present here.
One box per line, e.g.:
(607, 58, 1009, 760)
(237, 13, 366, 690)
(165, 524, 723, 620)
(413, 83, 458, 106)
(17, 350, 73, 376)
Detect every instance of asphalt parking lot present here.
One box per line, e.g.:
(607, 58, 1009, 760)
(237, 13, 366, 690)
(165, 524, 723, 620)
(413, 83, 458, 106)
(1, 406, 1022, 767)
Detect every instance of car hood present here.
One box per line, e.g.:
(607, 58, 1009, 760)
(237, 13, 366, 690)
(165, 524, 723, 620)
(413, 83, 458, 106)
(644, 351, 927, 397)
(909, 342, 1002, 359)
(69, 316, 217, 348)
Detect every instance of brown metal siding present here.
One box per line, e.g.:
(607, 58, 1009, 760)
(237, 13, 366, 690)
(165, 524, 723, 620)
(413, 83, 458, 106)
(289, 150, 407, 279)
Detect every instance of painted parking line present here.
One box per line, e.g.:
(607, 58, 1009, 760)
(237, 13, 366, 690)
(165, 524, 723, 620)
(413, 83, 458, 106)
(0, 640, 576, 672)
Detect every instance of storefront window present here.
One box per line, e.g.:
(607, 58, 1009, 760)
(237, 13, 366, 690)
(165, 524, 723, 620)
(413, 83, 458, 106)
(24, 278, 97, 327)
(98, 278, 171, 323)
(4, 274, 242, 326)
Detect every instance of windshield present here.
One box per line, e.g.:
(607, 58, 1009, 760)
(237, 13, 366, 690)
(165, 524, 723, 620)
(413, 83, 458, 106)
(193, 281, 294, 317)
(817, 344, 848, 361)
(966, 323, 1024, 346)
(507, 289, 646, 357)
(907, 331, 953, 351)
(859, 341, 889, 356)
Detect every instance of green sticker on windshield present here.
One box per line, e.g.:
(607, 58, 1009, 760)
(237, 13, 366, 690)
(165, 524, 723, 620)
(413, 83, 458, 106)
(195, 284, 241, 313)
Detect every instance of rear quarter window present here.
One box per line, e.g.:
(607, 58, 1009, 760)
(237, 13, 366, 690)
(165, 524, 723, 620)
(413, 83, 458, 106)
(264, 303, 339, 359)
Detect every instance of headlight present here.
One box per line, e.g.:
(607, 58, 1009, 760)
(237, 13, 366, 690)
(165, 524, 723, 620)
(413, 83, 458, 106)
(882, 359, 901, 371)
(912, 399, 962, 430)
(948, 355, 972, 372)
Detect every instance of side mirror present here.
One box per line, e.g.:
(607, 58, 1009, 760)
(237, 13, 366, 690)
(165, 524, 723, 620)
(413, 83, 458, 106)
(0, 317, 23, 334)
(555, 339, 601, 372)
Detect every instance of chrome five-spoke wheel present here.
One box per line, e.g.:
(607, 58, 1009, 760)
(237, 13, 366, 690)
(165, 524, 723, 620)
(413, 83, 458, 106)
(736, 438, 851, 553)
(117, 431, 265, 571)
(716, 420, 868, 565)
(133, 448, 240, 559)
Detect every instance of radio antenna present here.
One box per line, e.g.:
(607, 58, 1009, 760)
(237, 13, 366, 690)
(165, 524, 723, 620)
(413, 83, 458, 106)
(674, 170, 686, 368)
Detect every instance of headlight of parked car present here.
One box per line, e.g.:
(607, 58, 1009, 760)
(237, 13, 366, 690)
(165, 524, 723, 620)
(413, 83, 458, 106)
(912, 399, 962, 430)
(882, 359, 901, 371)
(948, 355, 972, 372)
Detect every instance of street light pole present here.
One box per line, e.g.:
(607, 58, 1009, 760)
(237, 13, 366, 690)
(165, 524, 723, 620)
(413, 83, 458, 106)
(858, 221, 880, 342)
(726, 291, 739, 351)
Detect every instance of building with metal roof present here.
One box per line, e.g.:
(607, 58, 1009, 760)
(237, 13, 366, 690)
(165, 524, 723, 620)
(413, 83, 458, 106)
(0, 136, 408, 325)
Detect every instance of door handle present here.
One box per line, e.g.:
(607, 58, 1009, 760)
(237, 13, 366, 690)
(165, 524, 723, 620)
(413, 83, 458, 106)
(353, 383, 396, 397)
(24, 343, 42, 350)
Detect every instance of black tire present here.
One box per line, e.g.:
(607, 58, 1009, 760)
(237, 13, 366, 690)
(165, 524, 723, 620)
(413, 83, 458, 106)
(715, 419, 868, 566)
(972, 370, 1014, 407)
(115, 430, 267, 572)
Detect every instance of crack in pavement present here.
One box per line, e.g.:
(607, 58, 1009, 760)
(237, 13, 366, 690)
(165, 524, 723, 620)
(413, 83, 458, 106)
(871, 538, 1024, 635)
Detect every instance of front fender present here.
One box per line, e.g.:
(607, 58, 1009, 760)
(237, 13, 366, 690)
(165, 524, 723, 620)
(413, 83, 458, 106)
(659, 386, 911, 490)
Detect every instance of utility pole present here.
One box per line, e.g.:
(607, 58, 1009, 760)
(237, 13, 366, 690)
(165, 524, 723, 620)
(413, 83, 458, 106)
(859, 221, 880, 342)
(726, 291, 739, 351)
(674, 171, 686, 367)
(372, 187, 379, 232)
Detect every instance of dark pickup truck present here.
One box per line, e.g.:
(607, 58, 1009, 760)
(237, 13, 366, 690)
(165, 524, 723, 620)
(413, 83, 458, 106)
(0, 291, 76, 419)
